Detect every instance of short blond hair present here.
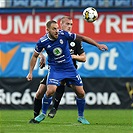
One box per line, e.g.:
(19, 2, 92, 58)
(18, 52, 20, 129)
(60, 16, 72, 24)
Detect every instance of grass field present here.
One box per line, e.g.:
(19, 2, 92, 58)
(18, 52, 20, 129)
(0, 109, 132, 133)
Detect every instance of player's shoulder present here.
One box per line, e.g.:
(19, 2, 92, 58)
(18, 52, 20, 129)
(69, 39, 81, 45)
(59, 30, 76, 37)
(59, 30, 66, 35)
(40, 34, 49, 43)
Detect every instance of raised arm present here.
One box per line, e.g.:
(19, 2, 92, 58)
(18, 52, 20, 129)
(76, 34, 108, 51)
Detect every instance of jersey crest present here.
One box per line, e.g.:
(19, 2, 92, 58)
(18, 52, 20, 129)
(70, 42, 75, 47)
(59, 39, 63, 44)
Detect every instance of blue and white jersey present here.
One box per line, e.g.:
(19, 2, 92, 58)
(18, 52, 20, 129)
(35, 30, 76, 70)
(35, 30, 83, 86)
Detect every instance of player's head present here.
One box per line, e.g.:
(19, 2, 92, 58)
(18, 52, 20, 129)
(46, 20, 59, 40)
(60, 16, 73, 32)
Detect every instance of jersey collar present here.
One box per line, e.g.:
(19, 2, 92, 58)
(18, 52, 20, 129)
(47, 33, 55, 41)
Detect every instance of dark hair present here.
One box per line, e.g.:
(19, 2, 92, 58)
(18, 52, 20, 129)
(46, 20, 57, 28)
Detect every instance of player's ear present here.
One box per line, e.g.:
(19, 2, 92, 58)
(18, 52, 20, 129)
(46, 28, 49, 33)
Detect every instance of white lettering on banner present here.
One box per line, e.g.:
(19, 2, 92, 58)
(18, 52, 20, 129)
(21, 47, 34, 70)
(85, 92, 120, 105)
(11, 92, 21, 105)
(108, 48, 119, 70)
(0, 90, 120, 106)
(85, 52, 99, 70)
(74, 15, 84, 33)
(21, 46, 118, 75)
(0, 16, 12, 34)
(93, 15, 104, 33)
(35, 15, 50, 34)
(6, 92, 11, 104)
(0, 89, 35, 105)
(106, 15, 121, 33)
(21, 89, 33, 104)
(14, 16, 33, 34)
(60, 92, 76, 105)
(0, 14, 133, 35)
(21, 47, 40, 70)
(123, 15, 133, 33)
(60, 92, 120, 105)
(78, 48, 119, 70)
(35, 15, 65, 33)
(21, 47, 48, 75)
(92, 14, 133, 34)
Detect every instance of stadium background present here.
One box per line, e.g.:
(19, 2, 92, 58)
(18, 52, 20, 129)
(0, 0, 133, 110)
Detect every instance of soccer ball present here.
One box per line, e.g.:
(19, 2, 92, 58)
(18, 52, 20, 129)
(83, 7, 98, 22)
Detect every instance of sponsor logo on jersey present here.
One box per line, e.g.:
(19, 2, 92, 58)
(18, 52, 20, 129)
(53, 47, 62, 56)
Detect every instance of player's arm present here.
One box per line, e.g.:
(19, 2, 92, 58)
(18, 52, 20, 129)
(26, 51, 39, 81)
(39, 51, 46, 69)
(71, 52, 86, 62)
(72, 40, 86, 62)
(76, 34, 108, 51)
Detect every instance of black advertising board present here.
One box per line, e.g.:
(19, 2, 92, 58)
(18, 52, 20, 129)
(0, 78, 132, 109)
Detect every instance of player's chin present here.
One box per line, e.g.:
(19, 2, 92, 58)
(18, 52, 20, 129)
(54, 35, 58, 39)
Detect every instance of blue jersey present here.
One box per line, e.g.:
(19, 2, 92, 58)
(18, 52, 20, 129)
(34, 30, 83, 86)
(35, 30, 76, 70)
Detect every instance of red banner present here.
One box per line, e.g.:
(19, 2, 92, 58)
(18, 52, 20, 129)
(0, 11, 133, 42)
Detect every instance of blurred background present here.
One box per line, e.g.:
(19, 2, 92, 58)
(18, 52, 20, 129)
(0, 0, 133, 110)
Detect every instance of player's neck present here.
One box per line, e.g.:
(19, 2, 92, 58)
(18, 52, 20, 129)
(47, 33, 55, 41)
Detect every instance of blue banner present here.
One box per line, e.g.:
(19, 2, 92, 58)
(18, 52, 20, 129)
(77, 42, 133, 77)
(0, 42, 133, 77)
